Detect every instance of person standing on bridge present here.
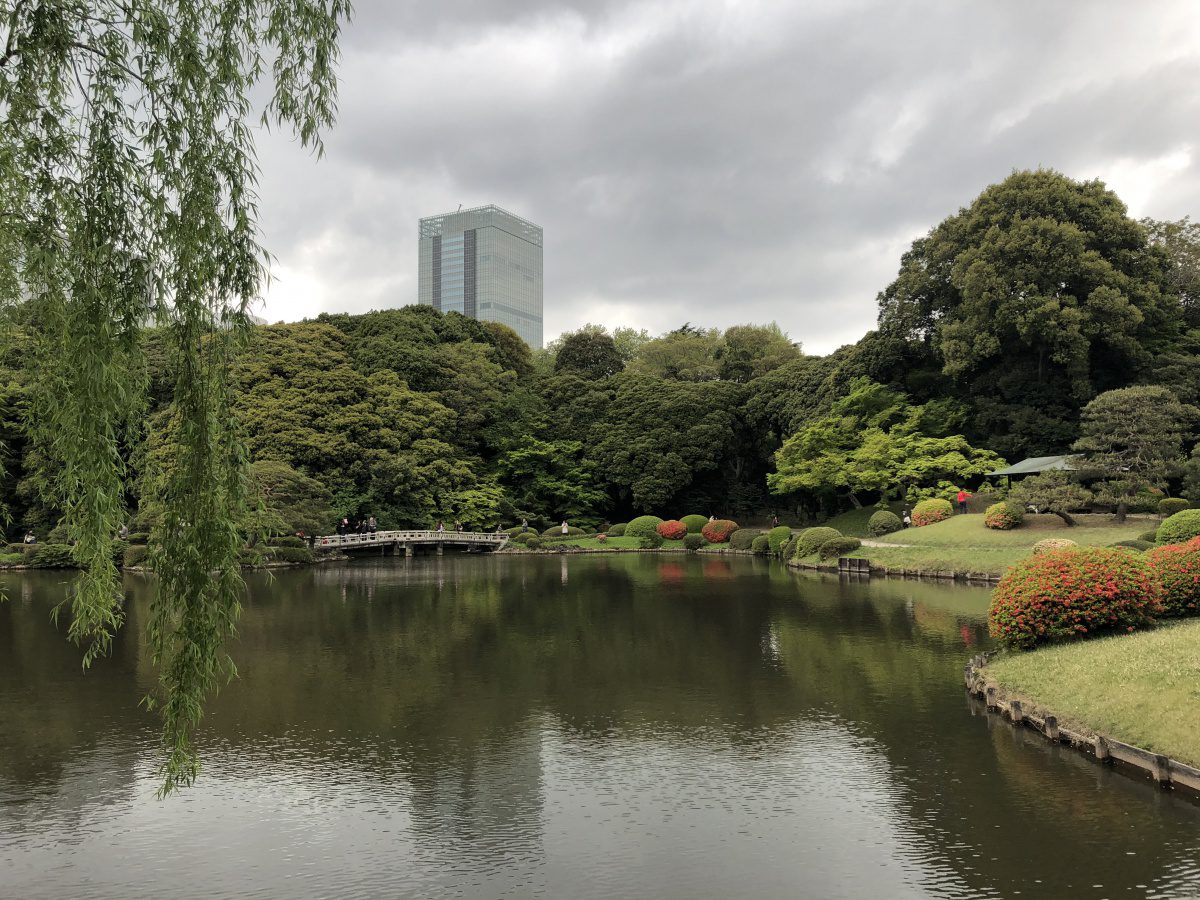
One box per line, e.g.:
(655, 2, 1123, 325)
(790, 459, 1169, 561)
(436, 521, 445, 533)
(368, 515, 377, 534)
(337, 518, 348, 536)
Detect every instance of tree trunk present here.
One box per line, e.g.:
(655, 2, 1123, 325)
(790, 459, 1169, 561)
(1114, 500, 1127, 525)
(1053, 510, 1077, 527)
(847, 493, 862, 509)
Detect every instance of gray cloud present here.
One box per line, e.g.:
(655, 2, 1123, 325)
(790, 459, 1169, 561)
(253, 0, 1200, 353)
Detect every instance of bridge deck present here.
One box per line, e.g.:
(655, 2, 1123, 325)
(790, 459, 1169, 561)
(316, 530, 510, 551)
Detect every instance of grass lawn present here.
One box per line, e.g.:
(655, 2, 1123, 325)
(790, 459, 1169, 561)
(801, 512, 1157, 577)
(529, 536, 691, 551)
(985, 620, 1200, 766)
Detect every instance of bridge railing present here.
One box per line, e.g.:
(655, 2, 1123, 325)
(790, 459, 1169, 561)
(316, 530, 508, 547)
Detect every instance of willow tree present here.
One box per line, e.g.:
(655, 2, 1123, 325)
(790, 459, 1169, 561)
(0, 0, 350, 793)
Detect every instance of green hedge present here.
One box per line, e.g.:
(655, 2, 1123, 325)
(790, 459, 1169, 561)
(1110, 540, 1154, 551)
(1158, 509, 1200, 546)
(781, 536, 799, 561)
(268, 535, 307, 548)
(542, 525, 586, 537)
(27, 544, 75, 568)
(626, 516, 665, 538)
(1139, 530, 1160, 543)
(984, 502, 1024, 530)
(867, 510, 901, 536)
(269, 546, 315, 564)
(794, 527, 841, 559)
(608, 523, 627, 537)
(818, 537, 862, 560)
(682, 533, 705, 552)
(680, 514, 709, 534)
(729, 529, 760, 551)
(0, 552, 23, 566)
(912, 498, 953, 527)
(123, 545, 150, 568)
(524, 536, 543, 550)
(1159, 498, 1192, 517)
(766, 525, 792, 556)
(751, 534, 771, 555)
(638, 531, 665, 549)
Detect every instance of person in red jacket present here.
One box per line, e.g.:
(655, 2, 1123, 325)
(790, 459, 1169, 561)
(956, 489, 971, 514)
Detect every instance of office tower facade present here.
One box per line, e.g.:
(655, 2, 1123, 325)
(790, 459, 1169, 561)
(417, 205, 543, 348)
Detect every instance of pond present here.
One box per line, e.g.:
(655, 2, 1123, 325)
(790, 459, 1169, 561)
(1, 555, 1198, 898)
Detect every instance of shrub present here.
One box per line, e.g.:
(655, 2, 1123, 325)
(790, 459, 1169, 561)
(984, 502, 1024, 530)
(1110, 540, 1154, 551)
(700, 519, 739, 543)
(751, 534, 771, 555)
(1157, 509, 1200, 546)
(680, 514, 709, 534)
(524, 536, 542, 550)
(626, 516, 665, 539)
(794, 526, 842, 559)
(1146, 540, 1200, 617)
(596, 533, 608, 543)
(542, 525, 585, 537)
(657, 520, 688, 540)
(781, 536, 799, 561)
(268, 535, 306, 548)
(911, 498, 953, 527)
(27, 544, 75, 569)
(123, 545, 150, 568)
(766, 525, 792, 556)
(818, 537, 862, 560)
(109, 540, 129, 565)
(729, 529, 760, 551)
(127, 532, 150, 545)
(682, 533, 705, 552)
(0, 552, 23, 566)
(269, 546, 315, 564)
(1032, 538, 1077, 555)
(1159, 497, 1191, 517)
(988, 547, 1163, 649)
(1139, 530, 1160, 543)
(609, 523, 627, 537)
(867, 510, 902, 537)
(638, 531, 665, 549)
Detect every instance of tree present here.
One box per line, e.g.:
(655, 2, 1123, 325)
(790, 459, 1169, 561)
(626, 327, 723, 381)
(878, 170, 1180, 458)
(718, 323, 800, 382)
(554, 330, 625, 379)
(1008, 470, 1093, 527)
(1071, 386, 1189, 522)
(1143, 217, 1200, 327)
(248, 460, 334, 537)
(496, 439, 608, 523)
(0, 0, 350, 792)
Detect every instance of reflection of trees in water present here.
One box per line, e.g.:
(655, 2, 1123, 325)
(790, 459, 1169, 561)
(2, 559, 1199, 896)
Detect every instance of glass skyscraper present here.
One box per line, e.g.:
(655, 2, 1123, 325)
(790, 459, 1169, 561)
(417, 205, 543, 348)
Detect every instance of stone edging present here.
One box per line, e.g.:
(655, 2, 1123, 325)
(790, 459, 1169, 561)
(964, 652, 1200, 793)
(787, 559, 1001, 583)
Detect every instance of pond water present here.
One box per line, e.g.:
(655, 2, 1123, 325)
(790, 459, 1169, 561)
(1, 555, 1198, 899)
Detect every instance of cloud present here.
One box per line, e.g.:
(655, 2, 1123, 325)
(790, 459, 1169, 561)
(253, 0, 1200, 353)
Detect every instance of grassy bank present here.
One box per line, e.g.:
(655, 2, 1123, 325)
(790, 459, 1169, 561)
(985, 620, 1200, 767)
(834, 513, 1152, 576)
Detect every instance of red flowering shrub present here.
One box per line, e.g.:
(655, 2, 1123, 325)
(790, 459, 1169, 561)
(911, 498, 952, 527)
(988, 547, 1163, 650)
(1146, 538, 1200, 617)
(984, 502, 1023, 530)
(657, 520, 688, 540)
(701, 519, 739, 543)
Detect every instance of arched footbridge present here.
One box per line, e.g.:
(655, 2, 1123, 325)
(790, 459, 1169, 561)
(316, 530, 510, 556)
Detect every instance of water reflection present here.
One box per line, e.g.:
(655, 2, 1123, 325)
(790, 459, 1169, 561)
(1, 556, 1198, 898)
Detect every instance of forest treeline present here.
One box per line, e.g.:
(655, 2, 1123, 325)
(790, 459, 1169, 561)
(3, 169, 1199, 535)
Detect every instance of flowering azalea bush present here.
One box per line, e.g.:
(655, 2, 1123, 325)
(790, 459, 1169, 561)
(911, 498, 953, 527)
(701, 519, 739, 543)
(1145, 538, 1200, 617)
(1032, 538, 1077, 555)
(657, 520, 688, 540)
(596, 533, 608, 543)
(984, 502, 1023, 530)
(988, 547, 1163, 649)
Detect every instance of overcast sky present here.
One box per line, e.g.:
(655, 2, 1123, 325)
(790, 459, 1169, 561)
(253, 0, 1200, 354)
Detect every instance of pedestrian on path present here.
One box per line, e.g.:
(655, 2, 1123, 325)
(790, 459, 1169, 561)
(956, 489, 971, 514)
(902, 508, 911, 529)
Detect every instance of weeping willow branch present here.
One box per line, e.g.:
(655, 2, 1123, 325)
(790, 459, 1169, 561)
(0, 0, 351, 795)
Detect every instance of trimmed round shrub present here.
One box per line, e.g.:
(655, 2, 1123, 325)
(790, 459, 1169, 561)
(524, 536, 543, 550)
(911, 498, 953, 527)
(638, 531, 665, 549)
(1110, 540, 1154, 551)
(988, 547, 1163, 649)
(542, 525, 585, 538)
(729, 529, 760, 551)
(596, 533, 608, 543)
(657, 520, 688, 540)
(680, 514, 709, 534)
(984, 502, 1024, 530)
(609, 523, 627, 537)
(269, 546, 315, 565)
(123, 545, 149, 568)
(626, 516, 665, 539)
(1139, 530, 1160, 543)
(1146, 540, 1200, 617)
(268, 535, 306, 548)
(794, 526, 841, 559)
(818, 537, 862, 560)
(867, 510, 902, 537)
(1032, 538, 1077, 555)
(27, 544, 75, 569)
(751, 534, 771, 555)
(781, 536, 799, 561)
(700, 519, 739, 543)
(766, 525, 792, 555)
(1159, 497, 1191, 517)
(682, 533, 705, 552)
(512, 531, 537, 544)
(1157, 509, 1200, 546)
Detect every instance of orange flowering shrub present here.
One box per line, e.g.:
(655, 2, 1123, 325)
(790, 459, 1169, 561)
(1145, 537, 1200, 617)
(701, 519, 739, 543)
(911, 498, 952, 527)
(988, 547, 1163, 650)
(656, 520, 688, 540)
